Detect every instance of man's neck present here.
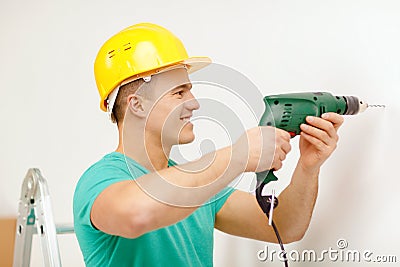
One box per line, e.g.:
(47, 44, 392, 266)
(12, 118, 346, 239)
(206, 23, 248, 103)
(116, 128, 171, 172)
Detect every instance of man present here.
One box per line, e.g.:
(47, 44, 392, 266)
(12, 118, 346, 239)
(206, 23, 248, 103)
(73, 23, 343, 266)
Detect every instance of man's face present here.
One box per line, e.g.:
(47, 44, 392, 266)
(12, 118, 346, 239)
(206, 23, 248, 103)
(143, 67, 200, 146)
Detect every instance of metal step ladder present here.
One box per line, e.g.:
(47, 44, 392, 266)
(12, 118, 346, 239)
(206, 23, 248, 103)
(13, 168, 74, 267)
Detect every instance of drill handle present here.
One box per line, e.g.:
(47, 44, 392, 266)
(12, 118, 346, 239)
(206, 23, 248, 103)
(255, 170, 279, 214)
(256, 169, 279, 186)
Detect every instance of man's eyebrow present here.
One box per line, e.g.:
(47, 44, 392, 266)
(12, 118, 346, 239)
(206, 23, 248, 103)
(172, 83, 192, 91)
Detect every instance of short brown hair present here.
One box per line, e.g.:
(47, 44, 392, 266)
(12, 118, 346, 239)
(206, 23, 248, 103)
(111, 79, 145, 124)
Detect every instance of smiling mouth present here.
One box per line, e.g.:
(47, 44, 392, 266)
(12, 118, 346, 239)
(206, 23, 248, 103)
(180, 116, 192, 123)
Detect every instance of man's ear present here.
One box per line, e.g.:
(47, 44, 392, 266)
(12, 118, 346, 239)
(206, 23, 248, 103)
(127, 94, 146, 118)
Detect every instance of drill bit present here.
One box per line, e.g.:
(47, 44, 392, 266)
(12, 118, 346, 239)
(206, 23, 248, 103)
(367, 104, 386, 108)
(358, 101, 385, 113)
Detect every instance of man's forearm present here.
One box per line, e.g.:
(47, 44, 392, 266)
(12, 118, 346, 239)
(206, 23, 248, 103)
(272, 160, 320, 242)
(136, 146, 244, 207)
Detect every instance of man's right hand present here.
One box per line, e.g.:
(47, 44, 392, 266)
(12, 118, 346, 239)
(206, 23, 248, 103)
(233, 126, 291, 173)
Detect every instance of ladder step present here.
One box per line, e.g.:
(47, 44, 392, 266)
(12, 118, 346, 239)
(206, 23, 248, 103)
(30, 224, 74, 235)
(56, 225, 74, 235)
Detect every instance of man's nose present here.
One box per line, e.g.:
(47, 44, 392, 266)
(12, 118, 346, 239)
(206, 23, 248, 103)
(185, 91, 200, 110)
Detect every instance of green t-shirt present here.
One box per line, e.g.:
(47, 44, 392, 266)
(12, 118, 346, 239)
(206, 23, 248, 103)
(73, 152, 234, 267)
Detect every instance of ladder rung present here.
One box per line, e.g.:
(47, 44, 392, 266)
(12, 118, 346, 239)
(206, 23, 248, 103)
(30, 224, 74, 235)
(56, 225, 75, 235)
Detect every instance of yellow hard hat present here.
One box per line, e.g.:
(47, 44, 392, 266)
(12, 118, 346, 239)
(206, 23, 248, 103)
(94, 23, 211, 111)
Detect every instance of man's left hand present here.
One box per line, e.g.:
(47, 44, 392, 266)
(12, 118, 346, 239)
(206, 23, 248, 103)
(298, 112, 344, 173)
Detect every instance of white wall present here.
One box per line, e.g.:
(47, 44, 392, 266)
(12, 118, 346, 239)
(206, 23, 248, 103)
(1, 0, 399, 266)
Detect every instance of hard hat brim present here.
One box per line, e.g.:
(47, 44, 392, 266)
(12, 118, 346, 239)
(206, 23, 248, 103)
(100, 56, 212, 111)
(183, 56, 212, 74)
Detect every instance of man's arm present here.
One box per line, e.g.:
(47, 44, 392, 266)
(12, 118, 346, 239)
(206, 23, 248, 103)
(215, 162, 319, 243)
(215, 113, 344, 243)
(91, 127, 291, 239)
(91, 147, 238, 238)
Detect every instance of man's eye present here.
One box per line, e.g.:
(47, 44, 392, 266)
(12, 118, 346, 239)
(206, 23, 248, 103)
(174, 90, 184, 96)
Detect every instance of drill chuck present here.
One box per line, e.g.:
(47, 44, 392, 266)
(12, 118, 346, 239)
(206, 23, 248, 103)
(343, 96, 385, 114)
(343, 96, 367, 115)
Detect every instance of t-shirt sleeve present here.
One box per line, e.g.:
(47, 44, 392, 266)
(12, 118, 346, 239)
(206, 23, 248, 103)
(212, 186, 236, 214)
(73, 164, 135, 231)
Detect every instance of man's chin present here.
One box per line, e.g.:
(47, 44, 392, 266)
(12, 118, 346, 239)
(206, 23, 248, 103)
(177, 134, 195, 145)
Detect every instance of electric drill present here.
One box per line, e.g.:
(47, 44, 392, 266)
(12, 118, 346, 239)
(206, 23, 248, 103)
(256, 92, 382, 187)
(255, 91, 384, 267)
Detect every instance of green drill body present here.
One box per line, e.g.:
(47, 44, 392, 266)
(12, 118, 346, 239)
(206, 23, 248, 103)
(260, 92, 349, 136)
(257, 92, 362, 185)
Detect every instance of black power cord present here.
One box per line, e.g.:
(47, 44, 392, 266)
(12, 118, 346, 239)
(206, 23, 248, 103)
(256, 181, 289, 267)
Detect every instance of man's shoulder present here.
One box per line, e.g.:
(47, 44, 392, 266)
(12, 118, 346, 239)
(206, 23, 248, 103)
(74, 152, 147, 193)
(79, 152, 128, 179)
(73, 152, 148, 213)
